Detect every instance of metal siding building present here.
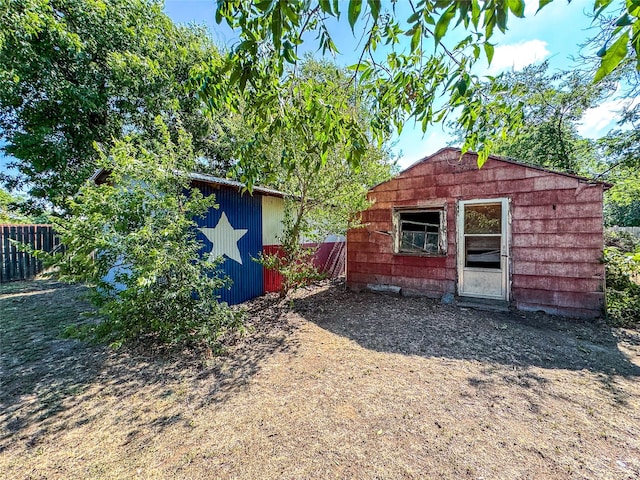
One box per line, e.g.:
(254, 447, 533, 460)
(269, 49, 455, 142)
(93, 168, 350, 305)
(191, 177, 286, 305)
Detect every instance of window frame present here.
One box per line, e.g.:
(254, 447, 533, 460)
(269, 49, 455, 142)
(392, 205, 447, 256)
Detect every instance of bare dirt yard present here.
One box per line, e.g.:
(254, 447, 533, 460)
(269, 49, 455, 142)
(1, 279, 639, 479)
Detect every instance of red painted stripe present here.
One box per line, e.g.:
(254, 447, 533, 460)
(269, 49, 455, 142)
(262, 245, 284, 293)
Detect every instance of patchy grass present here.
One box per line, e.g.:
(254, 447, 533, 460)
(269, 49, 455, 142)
(1, 280, 639, 479)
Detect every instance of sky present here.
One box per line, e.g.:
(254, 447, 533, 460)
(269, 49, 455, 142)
(162, 0, 627, 168)
(0, 0, 630, 178)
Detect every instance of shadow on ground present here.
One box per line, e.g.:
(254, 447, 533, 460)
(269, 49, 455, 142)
(0, 280, 299, 451)
(293, 285, 640, 378)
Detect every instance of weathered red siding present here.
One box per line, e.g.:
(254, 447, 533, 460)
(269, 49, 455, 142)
(347, 148, 607, 318)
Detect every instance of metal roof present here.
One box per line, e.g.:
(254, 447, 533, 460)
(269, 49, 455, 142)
(188, 172, 286, 198)
(90, 168, 287, 198)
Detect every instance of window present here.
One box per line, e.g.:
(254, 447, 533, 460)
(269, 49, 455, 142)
(463, 203, 502, 269)
(394, 208, 446, 255)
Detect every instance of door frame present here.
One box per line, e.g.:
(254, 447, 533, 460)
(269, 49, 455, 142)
(457, 198, 510, 301)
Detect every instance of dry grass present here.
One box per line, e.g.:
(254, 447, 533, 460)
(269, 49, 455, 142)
(1, 279, 639, 479)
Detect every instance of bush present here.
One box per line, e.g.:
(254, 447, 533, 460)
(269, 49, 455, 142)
(604, 231, 640, 328)
(257, 243, 326, 298)
(48, 123, 244, 350)
(604, 229, 640, 252)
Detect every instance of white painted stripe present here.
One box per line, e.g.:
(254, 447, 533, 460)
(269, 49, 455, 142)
(262, 196, 285, 246)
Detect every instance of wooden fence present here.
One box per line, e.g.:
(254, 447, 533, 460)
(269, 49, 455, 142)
(0, 224, 59, 283)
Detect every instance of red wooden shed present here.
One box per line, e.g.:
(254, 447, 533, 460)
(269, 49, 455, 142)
(346, 148, 611, 318)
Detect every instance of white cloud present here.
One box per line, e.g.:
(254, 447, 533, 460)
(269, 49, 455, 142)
(578, 96, 640, 139)
(486, 40, 550, 75)
(524, 0, 539, 18)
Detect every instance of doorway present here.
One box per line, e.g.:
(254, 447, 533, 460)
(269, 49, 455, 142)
(457, 199, 509, 300)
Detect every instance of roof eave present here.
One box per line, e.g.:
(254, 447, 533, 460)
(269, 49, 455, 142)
(392, 147, 613, 190)
(89, 168, 289, 198)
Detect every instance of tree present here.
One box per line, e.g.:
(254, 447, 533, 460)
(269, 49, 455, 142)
(201, 0, 640, 182)
(0, 187, 23, 223)
(237, 58, 395, 295)
(0, 0, 230, 209)
(447, 59, 640, 226)
(575, 11, 640, 224)
(450, 62, 611, 174)
(48, 121, 243, 350)
(594, 58, 640, 221)
(604, 200, 640, 226)
(0, 186, 49, 223)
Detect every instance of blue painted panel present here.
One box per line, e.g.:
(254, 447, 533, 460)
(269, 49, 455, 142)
(193, 183, 264, 305)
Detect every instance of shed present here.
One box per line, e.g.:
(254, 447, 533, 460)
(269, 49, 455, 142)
(346, 148, 611, 318)
(189, 173, 286, 305)
(93, 169, 287, 305)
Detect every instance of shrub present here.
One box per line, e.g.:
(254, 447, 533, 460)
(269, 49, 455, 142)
(47, 122, 244, 350)
(257, 243, 326, 298)
(604, 231, 640, 328)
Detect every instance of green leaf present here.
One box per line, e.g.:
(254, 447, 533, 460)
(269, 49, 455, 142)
(615, 14, 633, 26)
(484, 42, 495, 65)
(407, 11, 420, 23)
(507, 0, 525, 17)
(319, 0, 332, 14)
(593, 0, 614, 19)
(456, 76, 469, 95)
(348, 0, 363, 32)
(456, 1, 471, 27)
(367, 0, 381, 21)
(434, 5, 456, 46)
(272, 3, 282, 52)
(634, 22, 640, 68)
(282, 3, 298, 23)
(477, 148, 489, 168)
(255, 1, 274, 12)
(536, 0, 553, 12)
(283, 41, 297, 63)
(496, 7, 507, 33)
(594, 31, 629, 82)
(411, 24, 422, 52)
(594, 0, 614, 10)
(471, 0, 481, 28)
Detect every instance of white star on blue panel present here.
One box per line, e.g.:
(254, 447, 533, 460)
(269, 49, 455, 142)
(199, 211, 248, 265)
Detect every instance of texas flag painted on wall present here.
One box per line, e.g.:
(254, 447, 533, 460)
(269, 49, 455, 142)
(192, 180, 284, 305)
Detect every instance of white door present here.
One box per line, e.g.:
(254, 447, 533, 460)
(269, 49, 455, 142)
(457, 199, 509, 300)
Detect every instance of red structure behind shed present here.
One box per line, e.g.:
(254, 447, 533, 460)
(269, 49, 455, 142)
(346, 148, 611, 318)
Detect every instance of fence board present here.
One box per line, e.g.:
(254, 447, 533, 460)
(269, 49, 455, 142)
(0, 224, 58, 283)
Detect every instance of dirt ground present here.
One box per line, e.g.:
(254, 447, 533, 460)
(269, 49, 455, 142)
(1, 279, 639, 479)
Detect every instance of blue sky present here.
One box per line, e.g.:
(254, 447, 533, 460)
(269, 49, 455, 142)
(163, 0, 627, 168)
(0, 0, 629, 178)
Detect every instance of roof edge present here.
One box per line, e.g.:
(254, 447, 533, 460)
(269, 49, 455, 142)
(392, 147, 613, 190)
(188, 172, 287, 198)
(90, 168, 288, 198)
